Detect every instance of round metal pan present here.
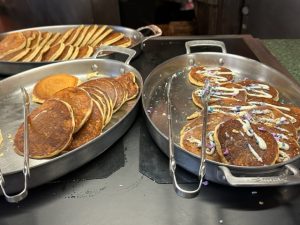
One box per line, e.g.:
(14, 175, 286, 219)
(0, 24, 162, 75)
(0, 46, 143, 196)
(142, 40, 300, 187)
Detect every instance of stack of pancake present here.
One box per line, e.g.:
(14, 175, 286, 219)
(0, 25, 132, 62)
(14, 72, 139, 159)
(180, 66, 300, 166)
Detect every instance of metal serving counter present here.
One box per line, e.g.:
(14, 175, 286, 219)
(0, 35, 299, 225)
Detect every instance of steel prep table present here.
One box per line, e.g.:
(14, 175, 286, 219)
(0, 35, 299, 225)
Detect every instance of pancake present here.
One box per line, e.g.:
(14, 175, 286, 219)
(247, 99, 300, 131)
(80, 86, 111, 126)
(1, 48, 30, 62)
(32, 44, 50, 62)
(214, 118, 279, 166)
(100, 32, 124, 46)
(237, 79, 279, 101)
(90, 28, 113, 47)
(14, 99, 75, 159)
(39, 32, 52, 48)
(116, 72, 139, 100)
(100, 77, 126, 111)
(87, 25, 107, 45)
(57, 45, 74, 61)
(80, 78, 117, 109)
(47, 33, 61, 46)
(53, 87, 93, 133)
(180, 112, 236, 162)
(73, 26, 89, 47)
(192, 83, 247, 109)
(188, 66, 234, 87)
(42, 42, 65, 61)
(0, 32, 26, 58)
(113, 36, 132, 48)
(69, 46, 79, 60)
(32, 73, 80, 103)
(240, 106, 297, 138)
(21, 46, 42, 62)
(80, 25, 98, 47)
(29, 31, 42, 49)
(67, 99, 104, 150)
(64, 25, 84, 45)
(76, 45, 94, 59)
(23, 30, 37, 48)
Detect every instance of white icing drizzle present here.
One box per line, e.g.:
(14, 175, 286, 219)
(278, 141, 290, 151)
(186, 133, 216, 155)
(187, 136, 201, 147)
(195, 67, 232, 83)
(274, 126, 290, 133)
(208, 105, 255, 113)
(251, 109, 272, 115)
(245, 84, 272, 99)
(248, 144, 263, 162)
(238, 119, 267, 150)
(278, 150, 290, 162)
(257, 116, 289, 125)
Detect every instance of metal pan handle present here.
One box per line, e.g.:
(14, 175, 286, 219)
(185, 40, 227, 54)
(218, 164, 300, 187)
(0, 87, 30, 203)
(167, 75, 211, 198)
(92, 45, 136, 65)
(137, 24, 162, 43)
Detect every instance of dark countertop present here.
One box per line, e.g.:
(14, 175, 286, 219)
(0, 35, 300, 225)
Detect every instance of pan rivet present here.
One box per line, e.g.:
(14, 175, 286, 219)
(120, 68, 125, 74)
(91, 64, 98, 72)
(219, 58, 224, 66)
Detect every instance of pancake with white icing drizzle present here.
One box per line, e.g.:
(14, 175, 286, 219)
(192, 83, 247, 109)
(180, 112, 236, 162)
(214, 118, 279, 166)
(237, 79, 279, 101)
(188, 66, 234, 87)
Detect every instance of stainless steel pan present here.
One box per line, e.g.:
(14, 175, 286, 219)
(0, 24, 162, 75)
(0, 46, 143, 202)
(142, 40, 300, 188)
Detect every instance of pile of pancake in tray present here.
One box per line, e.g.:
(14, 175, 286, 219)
(13, 72, 139, 159)
(0, 25, 132, 62)
(180, 66, 300, 166)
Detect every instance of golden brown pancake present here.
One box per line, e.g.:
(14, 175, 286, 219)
(23, 30, 37, 48)
(29, 31, 42, 49)
(53, 87, 93, 133)
(80, 78, 117, 109)
(21, 46, 42, 62)
(48, 33, 61, 46)
(0, 48, 30, 62)
(69, 46, 79, 60)
(87, 25, 107, 45)
(73, 26, 89, 47)
(100, 32, 124, 46)
(42, 42, 65, 61)
(237, 79, 279, 101)
(80, 86, 111, 126)
(39, 32, 52, 48)
(101, 77, 126, 112)
(240, 106, 297, 138)
(32, 73, 80, 103)
(192, 83, 247, 109)
(90, 28, 113, 47)
(64, 25, 84, 45)
(67, 100, 104, 150)
(116, 72, 139, 100)
(32, 44, 50, 62)
(57, 45, 74, 61)
(188, 66, 234, 87)
(180, 112, 236, 162)
(0, 32, 26, 58)
(113, 36, 132, 48)
(14, 99, 75, 159)
(80, 25, 98, 47)
(214, 118, 279, 166)
(76, 45, 93, 59)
